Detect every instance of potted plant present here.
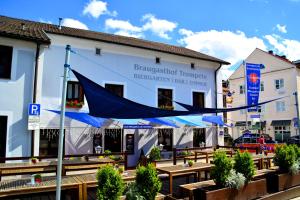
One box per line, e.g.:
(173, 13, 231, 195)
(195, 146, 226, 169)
(81, 155, 89, 162)
(96, 165, 124, 200)
(188, 160, 194, 167)
(125, 183, 145, 200)
(197, 151, 267, 200)
(148, 146, 161, 166)
(267, 144, 300, 192)
(34, 174, 42, 183)
(31, 157, 38, 164)
(135, 164, 162, 200)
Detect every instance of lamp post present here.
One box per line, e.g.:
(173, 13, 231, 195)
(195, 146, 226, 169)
(95, 145, 103, 154)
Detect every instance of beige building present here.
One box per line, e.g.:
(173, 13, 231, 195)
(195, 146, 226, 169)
(228, 48, 300, 143)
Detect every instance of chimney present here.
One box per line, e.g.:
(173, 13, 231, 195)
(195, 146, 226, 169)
(268, 50, 273, 55)
(58, 18, 63, 30)
(21, 23, 26, 30)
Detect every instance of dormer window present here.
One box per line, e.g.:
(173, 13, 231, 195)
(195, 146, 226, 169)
(156, 57, 160, 64)
(95, 48, 101, 55)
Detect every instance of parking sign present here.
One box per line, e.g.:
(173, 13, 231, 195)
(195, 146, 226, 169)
(28, 104, 40, 130)
(28, 104, 40, 116)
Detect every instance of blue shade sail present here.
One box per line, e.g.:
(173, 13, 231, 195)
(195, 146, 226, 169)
(202, 115, 225, 126)
(47, 110, 107, 128)
(72, 69, 282, 118)
(144, 118, 179, 128)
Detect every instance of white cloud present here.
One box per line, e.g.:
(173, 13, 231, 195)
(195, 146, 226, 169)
(61, 18, 89, 30)
(83, 0, 117, 19)
(276, 24, 287, 33)
(105, 18, 143, 38)
(142, 14, 177, 40)
(178, 29, 267, 79)
(265, 34, 300, 61)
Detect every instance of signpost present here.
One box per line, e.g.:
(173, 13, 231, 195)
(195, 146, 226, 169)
(28, 103, 40, 130)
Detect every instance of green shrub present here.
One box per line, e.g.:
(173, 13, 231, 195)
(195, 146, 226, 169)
(149, 147, 161, 162)
(234, 151, 255, 182)
(211, 151, 233, 187)
(104, 150, 112, 156)
(291, 145, 300, 161)
(96, 165, 124, 200)
(274, 145, 296, 173)
(136, 164, 162, 200)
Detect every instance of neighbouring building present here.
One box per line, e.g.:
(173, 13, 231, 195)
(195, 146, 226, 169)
(228, 48, 300, 143)
(0, 15, 229, 166)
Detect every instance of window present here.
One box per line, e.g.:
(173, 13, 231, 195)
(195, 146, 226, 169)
(239, 85, 245, 94)
(191, 63, 195, 69)
(66, 81, 84, 108)
(104, 129, 122, 152)
(193, 92, 205, 108)
(39, 129, 64, 156)
(275, 79, 284, 89)
(158, 88, 173, 110)
(105, 83, 124, 97)
(258, 105, 265, 113)
(155, 57, 160, 64)
(158, 129, 173, 151)
(274, 126, 290, 142)
(276, 101, 286, 112)
(0, 45, 13, 79)
(193, 128, 206, 147)
(95, 48, 101, 55)
(260, 82, 264, 91)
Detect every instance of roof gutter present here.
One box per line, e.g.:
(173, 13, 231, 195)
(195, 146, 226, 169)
(31, 42, 41, 157)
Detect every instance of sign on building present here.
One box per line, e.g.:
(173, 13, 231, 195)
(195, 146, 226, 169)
(28, 104, 40, 130)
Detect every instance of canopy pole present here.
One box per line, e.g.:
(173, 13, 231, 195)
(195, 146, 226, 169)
(56, 44, 71, 200)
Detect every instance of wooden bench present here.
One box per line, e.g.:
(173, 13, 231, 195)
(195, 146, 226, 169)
(180, 180, 214, 200)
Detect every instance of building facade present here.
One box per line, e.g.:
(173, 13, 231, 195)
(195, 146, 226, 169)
(228, 48, 300, 143)
(0, 16, 228, 166)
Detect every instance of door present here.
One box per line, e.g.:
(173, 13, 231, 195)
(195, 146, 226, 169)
(104, 129, 122, 152)
(0, 116, 7, 161)
(193, 128, 206, 147)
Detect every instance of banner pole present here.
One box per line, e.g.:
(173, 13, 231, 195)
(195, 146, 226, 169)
(56, 45, 71, 200)
(244, 61, 248, 132)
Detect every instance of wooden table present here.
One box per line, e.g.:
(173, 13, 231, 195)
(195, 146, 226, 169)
(0, 176, 82, 199)
(0, 158, 114, 180)
(75, 170, 136, 200)
(156, 162, 212, 195)
(194, 149, 234, 163)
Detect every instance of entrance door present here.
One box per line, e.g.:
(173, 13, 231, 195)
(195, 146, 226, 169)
(104, 129, 122, 152)
(193, 128, 206, 147)
(0, 116, 7, 161)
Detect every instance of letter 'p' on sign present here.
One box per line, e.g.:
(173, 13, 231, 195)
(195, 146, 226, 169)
(28, 104, 41, 116)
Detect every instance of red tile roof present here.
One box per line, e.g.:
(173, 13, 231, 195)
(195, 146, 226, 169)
(0, 15, 230, 65)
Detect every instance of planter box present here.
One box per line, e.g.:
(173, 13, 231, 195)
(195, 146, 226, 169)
(267, 172, 300, 192)
(196, 179, 267, 200)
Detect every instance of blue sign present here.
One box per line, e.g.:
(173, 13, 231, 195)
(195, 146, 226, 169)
(293, 118, 299, 127)
(123, 124, 153, 129)
(250, 114, 260, 119)
(246, 63, 261, 112)
(28, 104, 41, 116)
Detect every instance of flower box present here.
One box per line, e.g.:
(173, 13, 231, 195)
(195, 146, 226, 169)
(66, 100, 83, 108)
(267, 172, 300, 192)
(195, 179, 267, 200)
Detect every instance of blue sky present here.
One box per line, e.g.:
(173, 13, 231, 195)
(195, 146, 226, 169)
(1, 0, 300, 79)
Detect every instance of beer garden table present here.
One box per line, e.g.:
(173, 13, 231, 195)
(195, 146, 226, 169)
(0, 176, 83, 199)
(0, 157, 114, 180)
(194, 149, 234, 163)
(156, 162, 212, 195)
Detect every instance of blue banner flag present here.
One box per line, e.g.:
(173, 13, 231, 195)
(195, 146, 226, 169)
(246, 63, 261, 112)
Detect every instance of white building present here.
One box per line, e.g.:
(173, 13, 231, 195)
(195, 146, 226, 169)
(0, 15, 229, 166)
(228, 48, 300, 143)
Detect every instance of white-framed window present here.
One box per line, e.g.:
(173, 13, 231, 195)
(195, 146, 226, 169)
(239, 85, 245, 94)
(0, 44, 13, 79)
(276, 101, 286, 112)
(274, 126, 290, 142)
(258, 105, 265, 113)
(275, 79, 284, 89)
(240, 108, 246, 115)
(260, 81, 264, 91)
